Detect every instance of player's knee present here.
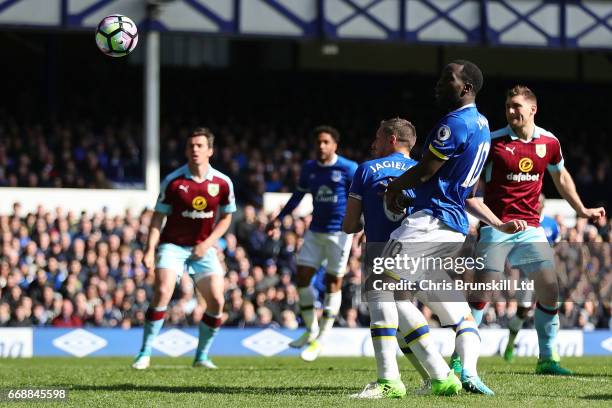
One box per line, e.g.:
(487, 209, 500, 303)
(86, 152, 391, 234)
(155, 283, 173, 301)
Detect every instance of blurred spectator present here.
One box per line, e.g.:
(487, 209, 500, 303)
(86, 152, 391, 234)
(51, 299, 82, 327)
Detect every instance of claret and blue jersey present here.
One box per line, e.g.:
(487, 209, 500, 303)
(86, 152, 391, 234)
(279, 155, 358, 232)
(411, 103, 491, 235)
(349, 152, 417, 242)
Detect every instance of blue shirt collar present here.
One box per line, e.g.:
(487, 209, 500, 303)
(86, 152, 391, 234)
(185, 165, 215, 182)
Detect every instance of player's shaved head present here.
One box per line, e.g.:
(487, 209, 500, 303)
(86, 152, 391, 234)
(451, 59, 484, 95)
(507, 85, 537, 104)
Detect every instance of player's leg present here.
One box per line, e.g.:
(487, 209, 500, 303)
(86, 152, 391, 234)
(133, 268, 177, 369)
(395, 302, 430, 394)
(458, 228, 512, 376)
(351, 289, 406, 399)
(133, 244, 183, 369)
(193, 275, 223, 368)
(425, 300, 493, 395)
(190, 246, 226, 368)
(469, 229, 513, 326)
(396, 300, 461, 396)
(504, 282, 532, 362)
(289, 265, 319, 348)
(317, 232, 352, 339)
(302, 232, 351, 361)
(509, 230, 572, 375)
(300, 272, 342, 361)
(319, 274, 343, 339)
(385, 213, 463, 395)
(291, 231, 327, 349)
(527, 261, 572, 375)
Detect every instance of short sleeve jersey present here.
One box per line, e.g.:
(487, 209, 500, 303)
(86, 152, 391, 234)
(348, 152, 417, 242)
(297, 155, 358, 233)
(411, 103, 492, 235)
(155, 164, 236, 246)
(483, 125, 564, 227)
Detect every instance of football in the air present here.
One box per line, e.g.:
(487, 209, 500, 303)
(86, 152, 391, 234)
(95, 14, 138, 57)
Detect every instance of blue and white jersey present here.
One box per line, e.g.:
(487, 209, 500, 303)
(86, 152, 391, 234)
(279, 155, 358, 233)
(349, 152, 417, 242)
(540, 215, 559, 245)
(411, 103, 491, 235)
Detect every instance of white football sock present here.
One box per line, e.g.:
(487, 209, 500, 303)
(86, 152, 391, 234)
(455, 318, 480, 377)
(298, 286, 319, 334)
(396, 300, 449, 380)
(318, 291, 342, 340)
(368, 292, 400, 381)
(396, 330, 429, 381)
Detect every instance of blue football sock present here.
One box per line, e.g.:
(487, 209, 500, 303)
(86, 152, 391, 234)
(141, 306, 167, 354)
(535, 303, 559, 360)
(196, 313, 221, 360)
(469, 303, 486, 326)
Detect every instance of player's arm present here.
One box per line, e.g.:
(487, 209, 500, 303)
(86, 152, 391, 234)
(191, 212, 233, 259)
(266, 190, 306, 235)
(144, 211, 166, 269)
(342, 197, 364, 234)
(267, 165, 309, 234)
(550, 167, 605, 221)
(145, 179, 173, 269)
(385, 150, 445, 213)
(465, 196, 527, 234)
(343, 164, 367, 233)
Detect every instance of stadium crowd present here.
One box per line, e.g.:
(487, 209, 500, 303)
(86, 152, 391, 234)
(0, 200, 610, 330)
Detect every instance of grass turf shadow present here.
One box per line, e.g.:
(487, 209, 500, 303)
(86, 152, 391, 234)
(55, 384, 350, 396)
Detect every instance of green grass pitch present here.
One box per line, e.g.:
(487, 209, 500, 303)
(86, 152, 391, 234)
(1, 356, 610, 407)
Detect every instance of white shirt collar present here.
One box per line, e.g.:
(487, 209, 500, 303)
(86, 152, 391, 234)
(507, 125, 540, 141)
(318, 154, 338, 167)
(186, 165, 215, 182)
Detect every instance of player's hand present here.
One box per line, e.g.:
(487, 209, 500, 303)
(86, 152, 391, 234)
(384, 187, 404, 214)
(578, 207, 606, 222)
(143, 250, 155, 270)
(191, 241, 211, 259)
(265, 219, 281, 237)
(496, 219, 528, 234)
